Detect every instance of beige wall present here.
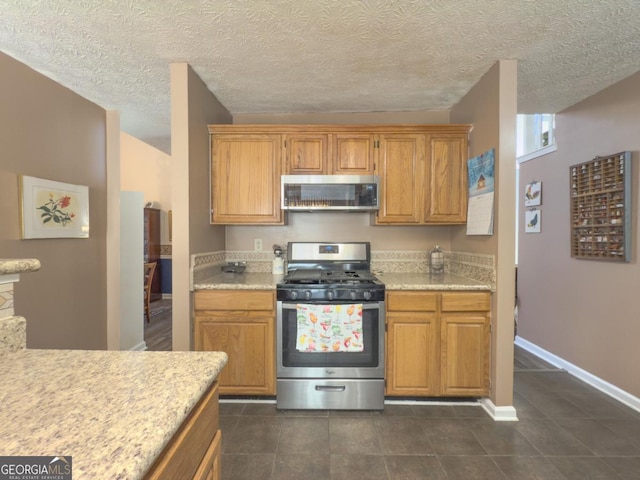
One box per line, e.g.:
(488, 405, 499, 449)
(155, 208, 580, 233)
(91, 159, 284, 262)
(0, 52, 108, 349)
(518, 71, 640, 397)
(171, 63, 232, 351)
(121, 132, 173, 244)
(451, 60, 518, 408)
(227, 109, 453, 252)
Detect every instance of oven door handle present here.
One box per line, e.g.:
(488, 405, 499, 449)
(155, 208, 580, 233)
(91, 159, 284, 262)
(281, 302, 380, 309)
(315, 385, 346, 392)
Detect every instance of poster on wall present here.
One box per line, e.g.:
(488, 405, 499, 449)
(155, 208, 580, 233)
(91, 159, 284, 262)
(18, 175, 90, 239)
(466, 148, 495, 235)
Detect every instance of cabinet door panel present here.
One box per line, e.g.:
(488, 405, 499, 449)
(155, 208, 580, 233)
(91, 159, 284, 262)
(440, 313, 489, 396)
(211, 134, 282, 224)
(285, 134, 328, 174)
(195, 316, 275, 395)
(195, 290, 275, 311)
(332, 134, 375, 174)
(386, 291, 437, 312)
(386, 312, 439, 396)
(425, 135, 468, 223)
(441, 292, 490, 312)
(192, 430, 221, 480)
(376, 134, 426, 224)
(144, 383, 219, 480)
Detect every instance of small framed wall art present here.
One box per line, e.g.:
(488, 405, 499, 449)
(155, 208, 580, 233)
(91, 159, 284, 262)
(524, 180, 542, 207)
(19, 175, 90, 239)
(525, 209, 541, 233)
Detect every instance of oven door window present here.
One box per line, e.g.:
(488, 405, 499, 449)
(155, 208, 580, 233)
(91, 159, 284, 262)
(280, 302, 380, 368)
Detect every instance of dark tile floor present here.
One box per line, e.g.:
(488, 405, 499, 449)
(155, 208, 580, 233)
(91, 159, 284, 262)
(220, 346, 640, 479)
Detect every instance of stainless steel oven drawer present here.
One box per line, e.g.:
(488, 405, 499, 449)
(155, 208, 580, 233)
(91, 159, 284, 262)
(276, 378, 384, 410)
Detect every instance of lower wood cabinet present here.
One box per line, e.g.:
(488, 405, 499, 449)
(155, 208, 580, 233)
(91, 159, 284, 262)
(385, 292, 439, 396)
(385, 291, 490, 397)
(194, 290, 276, 395)
(144, 382, 221, 480)
(440, 292, 491, 396)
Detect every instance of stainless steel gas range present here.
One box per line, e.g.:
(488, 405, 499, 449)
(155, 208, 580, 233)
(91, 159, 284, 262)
(276, 242, 385, 410)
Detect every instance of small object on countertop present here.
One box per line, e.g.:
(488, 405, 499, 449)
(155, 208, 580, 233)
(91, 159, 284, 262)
(272, 244, 284, 274)
(430, 245, 444, 275)
(221, 261, 246, 273)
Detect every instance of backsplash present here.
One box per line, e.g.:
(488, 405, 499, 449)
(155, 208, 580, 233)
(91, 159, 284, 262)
(191, 249, 495, 289)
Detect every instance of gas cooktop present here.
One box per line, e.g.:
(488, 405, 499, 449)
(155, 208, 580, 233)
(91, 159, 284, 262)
(277, 241, 385, 302)
(282, 268, 381, 286)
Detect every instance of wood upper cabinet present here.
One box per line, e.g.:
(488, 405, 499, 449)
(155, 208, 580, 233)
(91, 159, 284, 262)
(210, 133, 283, 224)
(440, 292, 491, 396)
(209, 124, 470, 225)
(424, 134, 468, 223)
(194, 290, 275, 396)
(386, 292, 439, 396)
(374, 126, 471, 225)
(283, 132, 375, 174)
(284, 133, 329, 174)
(375, 133, 426, 224)
(332, 133, 375, 174)
(386, 290, 490, 398)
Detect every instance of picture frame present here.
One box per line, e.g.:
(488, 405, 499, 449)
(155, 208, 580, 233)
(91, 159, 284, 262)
(19, 175, 89, 239)
(524, 180, 542, 206)
(525, 209, 541, 233)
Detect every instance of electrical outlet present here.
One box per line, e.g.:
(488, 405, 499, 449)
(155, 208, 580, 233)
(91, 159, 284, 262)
(254, 239, 263, 252)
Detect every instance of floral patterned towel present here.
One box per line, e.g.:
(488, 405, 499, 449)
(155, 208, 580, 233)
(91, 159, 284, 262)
(296, 304, 364, 352)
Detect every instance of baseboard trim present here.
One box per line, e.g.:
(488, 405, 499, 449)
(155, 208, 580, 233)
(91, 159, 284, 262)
(515, 336, 640, 414)
(480, 398, 519, 421)
(130, 341, 147, 351)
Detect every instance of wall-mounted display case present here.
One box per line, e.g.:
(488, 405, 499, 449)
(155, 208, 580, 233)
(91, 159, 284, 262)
(570, 151, 631, 261)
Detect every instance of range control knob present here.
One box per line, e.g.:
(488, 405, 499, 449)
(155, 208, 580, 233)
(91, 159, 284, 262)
(327, 290, 335, 301)
(289, 290, 298, 300)
(304, 290, 312, 301)
(363, 290, 372, 300)
(350, 290, 357, 301)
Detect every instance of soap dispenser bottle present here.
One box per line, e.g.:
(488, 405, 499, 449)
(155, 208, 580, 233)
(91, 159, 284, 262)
(272, 244, 284, 275)
(430, 245, 444, 275)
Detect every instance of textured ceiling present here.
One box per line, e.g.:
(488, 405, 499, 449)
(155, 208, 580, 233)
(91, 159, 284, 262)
(1, 0, 639, 153)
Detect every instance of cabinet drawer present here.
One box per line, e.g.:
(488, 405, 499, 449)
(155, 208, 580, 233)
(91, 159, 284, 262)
(386, 291, 438, 311)
(195, 290, 275, 311)
(144, 382, 219, 480)
(441, 292, 490, 312)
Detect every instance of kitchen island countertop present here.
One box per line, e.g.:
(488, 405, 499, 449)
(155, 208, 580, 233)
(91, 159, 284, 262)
(0, 348, 227, 479)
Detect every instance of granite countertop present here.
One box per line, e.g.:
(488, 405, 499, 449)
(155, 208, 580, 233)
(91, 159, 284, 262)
(194, 272, 283, 290)
(377, 272, 492, 291)
(0, 348, 228, 479)
(194, 271, 491, 291)
(0, 258, 41, 275)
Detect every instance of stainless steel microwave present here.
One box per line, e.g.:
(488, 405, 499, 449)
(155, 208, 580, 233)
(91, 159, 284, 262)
(281, 175, 379, 211)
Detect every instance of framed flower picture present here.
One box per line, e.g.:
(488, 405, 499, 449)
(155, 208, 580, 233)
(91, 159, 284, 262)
(18, 175, 89, 239)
